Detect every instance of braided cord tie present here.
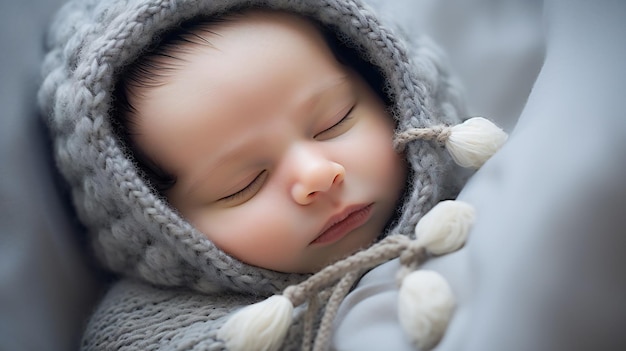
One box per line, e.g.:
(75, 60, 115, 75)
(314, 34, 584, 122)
(311, 271, 362, 351)
(283, 235, 411, 306)
(283, 234, 431, 351)
(397, 239, 429, 284)
(394, 125, 452, 152)
(301, 288, 323, 351)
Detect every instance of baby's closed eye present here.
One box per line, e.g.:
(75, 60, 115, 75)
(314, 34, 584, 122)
(219, 170, 268, 205)
(314, 105, 356, 140)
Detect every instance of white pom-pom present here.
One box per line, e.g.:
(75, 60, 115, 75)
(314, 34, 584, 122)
(415, 200, 474, 255)
(217, 295, 293, 351)
(446, 117, 508, 168)
(398, 270, 455, 350)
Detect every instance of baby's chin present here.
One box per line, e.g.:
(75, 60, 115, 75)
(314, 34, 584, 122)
(303, 233, 380, 273)
(235, 227, 382, 274)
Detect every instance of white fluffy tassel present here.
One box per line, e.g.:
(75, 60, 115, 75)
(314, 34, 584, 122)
(398, 270, 456, 350)
(217, 295, 293, 351)
(415, 200, 475, 255)
(446, 117, 508, 168)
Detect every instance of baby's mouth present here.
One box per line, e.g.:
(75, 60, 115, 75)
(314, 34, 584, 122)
(310, 203, 374, 245)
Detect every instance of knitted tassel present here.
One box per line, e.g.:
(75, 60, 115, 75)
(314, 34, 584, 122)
(415, 200, 475, 255)
(398, 270, 456, 350)
(445, 117, 508, 168)
(395, 200, 474, 349)
(218, 295, 294, 351)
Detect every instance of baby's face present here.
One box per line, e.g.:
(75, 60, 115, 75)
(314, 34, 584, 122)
(132, 11, 407, 273)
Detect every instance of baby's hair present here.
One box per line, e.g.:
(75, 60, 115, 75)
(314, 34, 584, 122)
(113, 10, 389, 195)
(112, 16, 234, 194)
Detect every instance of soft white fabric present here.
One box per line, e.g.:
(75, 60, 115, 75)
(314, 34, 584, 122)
(333, 0, 626, 350)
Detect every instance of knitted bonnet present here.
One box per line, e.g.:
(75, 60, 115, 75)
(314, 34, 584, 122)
(39, 0, 478, 297)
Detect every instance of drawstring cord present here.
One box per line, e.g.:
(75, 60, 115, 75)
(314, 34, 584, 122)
(303, 271, 361, 351)
(299, 235, 427, 351)
(394, 117, 508, 169)
(219, 197, 475, 351)
(394, 125, 452, 152)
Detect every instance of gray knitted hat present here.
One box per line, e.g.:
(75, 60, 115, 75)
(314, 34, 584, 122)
(38, 0, 467, 296)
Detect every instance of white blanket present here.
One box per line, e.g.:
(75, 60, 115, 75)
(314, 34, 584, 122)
(333, 0, 626, 350)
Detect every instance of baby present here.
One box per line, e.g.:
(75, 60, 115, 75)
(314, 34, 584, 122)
(113, 10, 408, 274)
(39, 0, 504, 349)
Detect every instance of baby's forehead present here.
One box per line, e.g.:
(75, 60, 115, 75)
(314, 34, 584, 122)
(131, 9, 343, 103)
(130, 9, 334, 88)
(176, 10, 330, 56)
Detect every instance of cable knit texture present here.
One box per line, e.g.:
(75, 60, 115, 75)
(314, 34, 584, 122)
(38, 0, 467, 349)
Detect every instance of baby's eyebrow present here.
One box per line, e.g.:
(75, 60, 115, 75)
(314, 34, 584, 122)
(311, 75, 349, 99)
(293, 74, 351, 116)
(183, 145, 250, 198)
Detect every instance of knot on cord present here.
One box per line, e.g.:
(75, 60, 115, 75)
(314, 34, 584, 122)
(219, 200, 476, 351)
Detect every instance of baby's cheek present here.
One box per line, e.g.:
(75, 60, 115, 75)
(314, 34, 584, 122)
(204, 202, 302, 271)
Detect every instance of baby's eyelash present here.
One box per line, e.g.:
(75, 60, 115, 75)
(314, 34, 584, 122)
(330, 111, 352, 129)
(315, 105, 355, 138)
(220, 170, 267, 202)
